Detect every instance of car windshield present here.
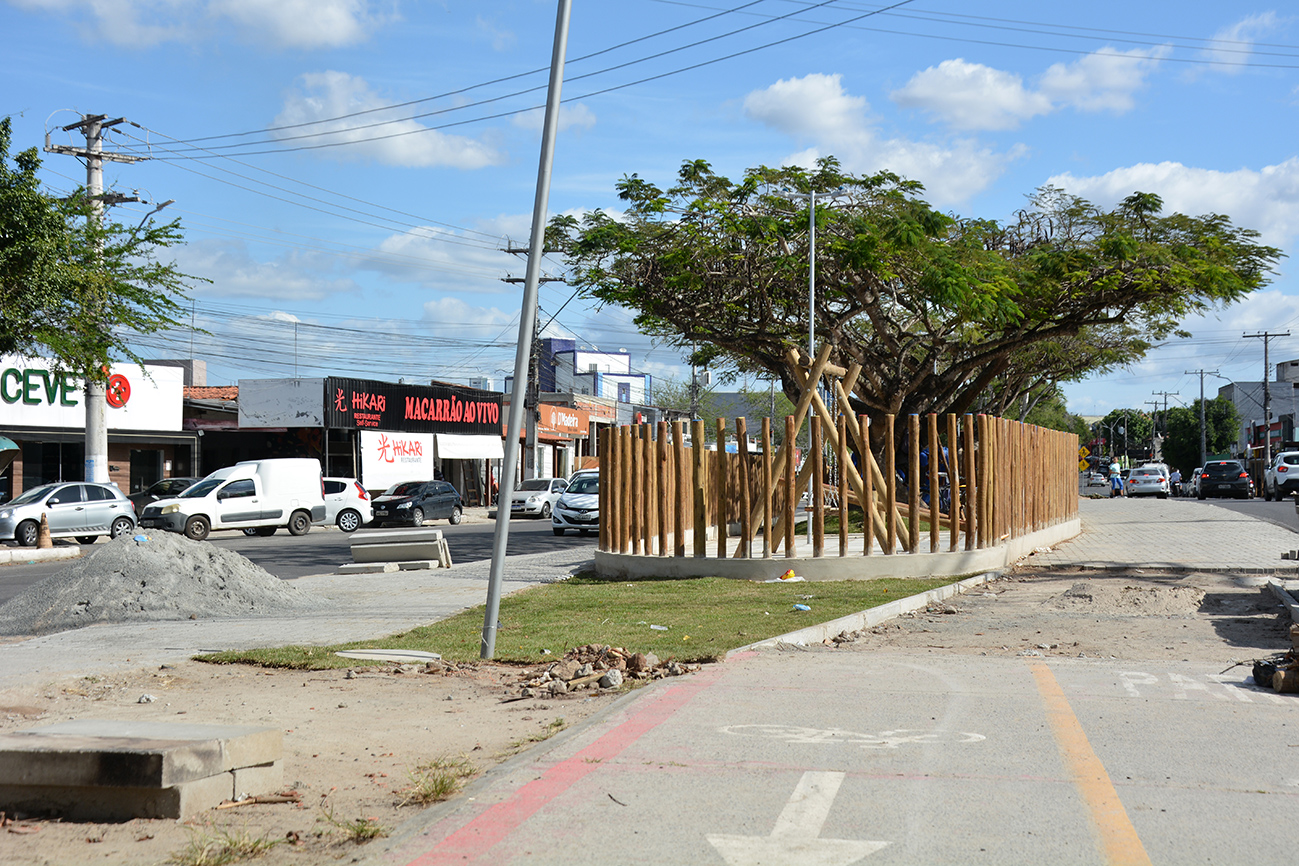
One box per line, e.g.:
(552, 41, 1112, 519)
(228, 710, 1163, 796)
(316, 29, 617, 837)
(567, 476, 598, 494)
(180, 478, 223, 498)
(518, 479, 551, 491)
(382, 482, 422, 496)
(8, 485, 57, 506)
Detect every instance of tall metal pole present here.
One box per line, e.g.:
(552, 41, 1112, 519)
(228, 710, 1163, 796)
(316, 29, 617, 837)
(1186, 369, 1217, 468)
(481, 0, 571, 660)
(806, 191, 815, 545)
(1245, 331, 1289, 470)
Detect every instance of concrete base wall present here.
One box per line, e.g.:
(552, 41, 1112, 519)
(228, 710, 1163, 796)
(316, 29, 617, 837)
(593, 518, 1080, 581)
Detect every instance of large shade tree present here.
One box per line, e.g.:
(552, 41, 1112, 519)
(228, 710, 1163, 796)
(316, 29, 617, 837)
(552, 158, 1281, 442)
(0, 117, 199, 378)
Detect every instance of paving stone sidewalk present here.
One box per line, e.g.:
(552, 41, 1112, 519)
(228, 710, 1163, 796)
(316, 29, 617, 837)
(1026, 497, 1299, 572)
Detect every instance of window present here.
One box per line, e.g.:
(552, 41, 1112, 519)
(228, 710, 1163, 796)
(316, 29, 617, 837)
(219, 479, 256, 500)
(324, 480, 346, 494)
(85, 485, 117, 501)
(47, 485, 83, 505)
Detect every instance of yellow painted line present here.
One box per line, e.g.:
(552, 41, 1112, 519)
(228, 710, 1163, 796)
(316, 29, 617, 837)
(1030, 662, 1152, 866)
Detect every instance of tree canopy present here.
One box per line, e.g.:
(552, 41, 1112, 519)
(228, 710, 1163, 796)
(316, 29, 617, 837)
(0, 117, 200, 378)
(552, 157, 1282, 438)
(1161, 398, 1241, 472)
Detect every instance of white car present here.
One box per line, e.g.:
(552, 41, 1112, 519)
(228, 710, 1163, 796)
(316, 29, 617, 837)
(509, 477, 568, 518)
(552, 472, 599, 536)
(322, 477, 372, 532)
(1264, 451, 1299, 500)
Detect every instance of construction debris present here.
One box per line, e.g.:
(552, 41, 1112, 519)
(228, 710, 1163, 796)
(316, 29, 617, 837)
(513, 644, 698, 698)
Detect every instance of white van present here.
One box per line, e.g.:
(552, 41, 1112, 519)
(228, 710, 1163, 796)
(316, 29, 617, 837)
(138, 458, 326, 541)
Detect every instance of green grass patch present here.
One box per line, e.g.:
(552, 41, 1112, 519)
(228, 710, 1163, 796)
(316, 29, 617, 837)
(195, 574, 960, 669)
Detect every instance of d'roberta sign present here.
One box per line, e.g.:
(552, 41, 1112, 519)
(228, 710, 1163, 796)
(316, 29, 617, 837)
(324, 377, 501, 436)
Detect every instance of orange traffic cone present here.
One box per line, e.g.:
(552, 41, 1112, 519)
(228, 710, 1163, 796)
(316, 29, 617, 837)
(37, 513, 53, 549)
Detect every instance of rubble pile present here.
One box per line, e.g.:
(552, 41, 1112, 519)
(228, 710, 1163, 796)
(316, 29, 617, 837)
(514, 644, 698, 698)
(1251, 624, 1299, 693)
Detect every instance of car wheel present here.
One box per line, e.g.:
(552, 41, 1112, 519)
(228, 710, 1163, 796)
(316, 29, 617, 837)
(579, 529, 591, 537)
(1157, 492, 1167, 499)
(448, 506, 463, 526)
(540, 502, 552, 519)
(287, 510, 311, 536)
(256, 526, 277, 537)
(15, 520, 39, 547)
(242, 527, 260, 536)
(553, 527, 565, 536)
(336, 509, 361, 532)
(1265, 483, 1274, 501)
(184, 515, 210, 541)
(76, 535, 97, 545)
(410, 507, 425, 526)
(110, 517, 134, 539)
(1197, 491, 1206, 500)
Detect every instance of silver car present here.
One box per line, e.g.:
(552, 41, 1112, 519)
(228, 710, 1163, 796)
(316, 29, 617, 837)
(0, 482, 137, 546)
(1125, 467, 1170, 499)
(552, 472, 599, 536)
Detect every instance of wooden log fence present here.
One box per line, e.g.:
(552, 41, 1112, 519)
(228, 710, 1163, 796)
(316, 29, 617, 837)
(597, 412, 1078, 558)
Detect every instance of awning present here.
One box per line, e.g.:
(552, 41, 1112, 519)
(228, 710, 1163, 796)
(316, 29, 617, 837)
(0, 436, 17, 451)
(436, 433, 504, 460)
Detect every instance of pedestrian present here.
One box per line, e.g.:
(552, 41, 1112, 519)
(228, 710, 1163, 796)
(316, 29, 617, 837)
(1169, 467, 1182, 497)
(1109, 457, 1123, 498)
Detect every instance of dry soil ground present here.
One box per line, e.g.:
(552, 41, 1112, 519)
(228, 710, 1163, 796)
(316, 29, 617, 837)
(0, 566, 1292, 865)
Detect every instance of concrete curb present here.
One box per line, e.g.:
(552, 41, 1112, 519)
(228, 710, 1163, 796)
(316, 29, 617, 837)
(0, 546, 82, 565)
(1267, 579, 1299, 624)
(726, 570, 999, 657)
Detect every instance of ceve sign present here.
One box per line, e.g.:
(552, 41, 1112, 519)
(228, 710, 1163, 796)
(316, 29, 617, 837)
(0, 356, 183, 432)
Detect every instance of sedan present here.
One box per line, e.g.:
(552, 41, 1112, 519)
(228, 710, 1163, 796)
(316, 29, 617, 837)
(509, 477, 568, 519)
(1197, 460, 1252, 499)
(0, 482, 136, 546)
(552, 472, 598, 536)
(370, 480, 463, 527)
(1125, 467, 1169, 498)
(127, 476, 200, 513)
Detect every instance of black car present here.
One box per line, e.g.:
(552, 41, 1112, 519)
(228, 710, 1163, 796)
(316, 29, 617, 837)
(1197, 460, 1252, 500)
(127, 477, 200, 513)
(370, 480, 463, 526)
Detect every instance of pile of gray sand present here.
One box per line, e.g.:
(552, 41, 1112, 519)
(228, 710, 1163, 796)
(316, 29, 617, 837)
(1045, 582, 1205, 616)
(0, 531, 335, 636)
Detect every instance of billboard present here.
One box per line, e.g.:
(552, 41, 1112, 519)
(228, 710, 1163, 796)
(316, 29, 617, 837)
(326, 377, 501, 435)
(360, 430, 435, 491)
(1, 356, 183, 432)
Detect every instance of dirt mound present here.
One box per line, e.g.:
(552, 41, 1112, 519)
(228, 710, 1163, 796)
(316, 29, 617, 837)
(0, 531, 335, 636)
(1044, 581, 1205, 616)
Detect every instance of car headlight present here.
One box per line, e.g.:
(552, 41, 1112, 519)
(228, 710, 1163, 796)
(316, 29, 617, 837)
(160, 504, 179, 515)
(397, 501, 412, 509)
(0, 510, 10, 520)
(527, 495, 541, 503)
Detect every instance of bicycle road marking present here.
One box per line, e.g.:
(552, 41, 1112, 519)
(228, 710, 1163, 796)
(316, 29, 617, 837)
(719, 724, 986, 749)
(1031, 662, 1152, 866)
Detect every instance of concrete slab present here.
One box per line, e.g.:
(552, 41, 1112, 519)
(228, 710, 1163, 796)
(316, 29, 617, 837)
(350, 527, 445, 563)
(337, 562, 399, 574)
(397, 560, 439, 570)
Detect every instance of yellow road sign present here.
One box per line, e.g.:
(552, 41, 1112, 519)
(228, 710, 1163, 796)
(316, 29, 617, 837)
(1078, 459, 1090, 471)
(1078, 446, 1090, 459)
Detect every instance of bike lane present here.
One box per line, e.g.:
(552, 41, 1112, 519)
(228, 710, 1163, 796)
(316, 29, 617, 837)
(369, 649, 1296, 866)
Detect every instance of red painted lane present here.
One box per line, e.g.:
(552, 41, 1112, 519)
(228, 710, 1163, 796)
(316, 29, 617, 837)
(401, 662, 729, 866)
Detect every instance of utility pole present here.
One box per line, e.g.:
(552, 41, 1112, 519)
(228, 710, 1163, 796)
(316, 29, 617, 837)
(44, 115, 145, 484)
(1186, 370, 1218, 467)
(502, 263, 562, 481)
(1245, 331, 1290, 470)
(1145, 401, 1161, 459)
(1151, 391, 1178, 460)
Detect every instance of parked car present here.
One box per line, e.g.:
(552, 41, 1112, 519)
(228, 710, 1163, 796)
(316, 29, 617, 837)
(0, 482, 136, 546)
(1188, 467, 1202, 498)
(128, 476, 200, 513)
(552, 472, 598, 536)
(1197, 460, 1252, 499)
(509, 477, 568, 518)
(139, 458, 326, 541)
(1264, 451, 1299, 500)
(1125, 466, 1170, 498)
(322, 477, 372, 532)
(370, 480, 462, 527)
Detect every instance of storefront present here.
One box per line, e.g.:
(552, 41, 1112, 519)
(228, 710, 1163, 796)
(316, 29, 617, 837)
(0, 356, 193, 502)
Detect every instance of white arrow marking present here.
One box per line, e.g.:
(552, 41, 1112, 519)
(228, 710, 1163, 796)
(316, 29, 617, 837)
(707, 771, 889, 866)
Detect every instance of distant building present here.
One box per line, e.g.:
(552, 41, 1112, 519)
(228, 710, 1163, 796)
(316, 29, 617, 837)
(1217, 358, 1299, 456)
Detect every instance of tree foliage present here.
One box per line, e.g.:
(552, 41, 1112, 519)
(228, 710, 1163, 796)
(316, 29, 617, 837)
(0, 117, 201, 379)
(1162, 398, 1241, 473)
(552, 158, 1281, 440)
(1093, 408, 1154, 459)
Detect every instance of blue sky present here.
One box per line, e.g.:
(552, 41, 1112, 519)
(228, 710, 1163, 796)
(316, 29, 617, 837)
(3, 1, 1297, 419)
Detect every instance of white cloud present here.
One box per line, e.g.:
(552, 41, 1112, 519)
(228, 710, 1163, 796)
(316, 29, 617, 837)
(369, 221, 520, 291)
(475, 15, 515, 52)
(891, 60, 1051, 131)
(893, 47, 1168, 130)
(179, 239, 358, 301)
(511, 104, 597, 133)
(9, 0, 392, 48)
(1039, 46, 1170, 113)
(272, 72, 503, 169)
(744, 73, 1018, 204)
(1047, 157, 1299, 248)
(1203, 12, 1281, 72)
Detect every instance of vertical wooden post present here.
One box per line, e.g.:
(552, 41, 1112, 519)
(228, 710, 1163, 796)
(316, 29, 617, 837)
(963, 414, 976, 551)
(598, 428, 610, 552)
(736, 417, 752, 559)
(629, 425, 642, 555)
(692, 419, 707, 558)
(861, 415, 873, 556)
(837, 413, 848, 556)
(761, 417, 773, 559)
(641, 426, 655, 553)
(784, 414, 796, 559)
(716, 417, 728, 558)
(977, 415, 990, 549)
(619, 426, 632, 554)
(812, 414, 824, 558)
(657, 421, 669, 556)
(947, 413, 960, 552)
(928, 413, 939, 553)
(908, 414, 920, 554)
(884, 414, 897, 555)
(673, 421, 687, 557)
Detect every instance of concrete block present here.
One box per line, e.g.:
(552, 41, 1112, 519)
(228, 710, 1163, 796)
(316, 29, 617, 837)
(398, 560, 439, 570)
(233, 762, 283, 799)
(350, 527, 445, 563)
(0, 772, 236, 820)
(337, 562, 399, 574)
